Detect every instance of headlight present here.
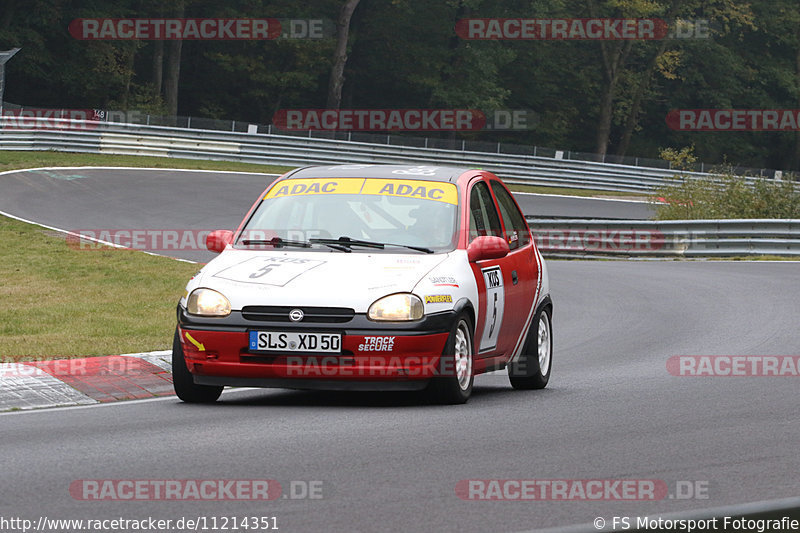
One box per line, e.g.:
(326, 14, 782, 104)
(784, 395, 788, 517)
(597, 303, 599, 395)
(368, 293, 423, 321)
(187, 288, 231, 317)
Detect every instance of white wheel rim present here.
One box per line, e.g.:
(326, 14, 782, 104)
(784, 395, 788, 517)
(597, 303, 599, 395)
(538, 312, 551, 376)
(454, 320, 472, 390)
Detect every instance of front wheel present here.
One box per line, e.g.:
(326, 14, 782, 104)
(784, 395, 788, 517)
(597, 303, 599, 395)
(508, 306, 552, 390)
(172, 328, 223, 403)
(427, 313, 474, 404)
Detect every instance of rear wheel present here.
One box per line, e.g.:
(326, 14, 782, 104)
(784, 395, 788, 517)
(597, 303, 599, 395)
(172, 328, 223, 403)
(508, 306, 552, 390)
(428, 313, 474, 404)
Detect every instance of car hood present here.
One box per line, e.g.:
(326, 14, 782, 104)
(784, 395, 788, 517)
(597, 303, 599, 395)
(195, 249, 449, 312)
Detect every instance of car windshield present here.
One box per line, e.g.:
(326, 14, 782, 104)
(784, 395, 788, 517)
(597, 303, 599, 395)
(238, 177, 459, 252)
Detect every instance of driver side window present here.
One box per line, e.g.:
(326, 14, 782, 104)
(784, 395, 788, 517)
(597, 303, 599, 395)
(490, 181, 531, 250)
(468, 181, 502, 242)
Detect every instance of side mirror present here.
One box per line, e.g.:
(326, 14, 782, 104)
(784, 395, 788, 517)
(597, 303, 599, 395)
(206, 230, 234, 253)
(467, 236, 509, 262)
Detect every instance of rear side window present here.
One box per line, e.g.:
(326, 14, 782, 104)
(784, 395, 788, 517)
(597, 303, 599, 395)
(468, 181, 502, 242)
(490, 181, 531, 249)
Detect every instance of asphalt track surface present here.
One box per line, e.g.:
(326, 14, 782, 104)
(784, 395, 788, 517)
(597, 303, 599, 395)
(1, 168, 798, 531)
(0, 168, 654, 262)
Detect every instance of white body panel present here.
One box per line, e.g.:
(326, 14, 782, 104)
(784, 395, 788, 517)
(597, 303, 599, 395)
(184, 248, 478, 313)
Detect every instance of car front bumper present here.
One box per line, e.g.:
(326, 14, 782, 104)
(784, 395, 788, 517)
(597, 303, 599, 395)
(177, 306, 453, 390)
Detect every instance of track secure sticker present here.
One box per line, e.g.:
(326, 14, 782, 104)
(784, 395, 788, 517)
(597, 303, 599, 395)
(425, 294, 453, 304)
(264, 178, 458, 204)
(357, 336, 395, 352)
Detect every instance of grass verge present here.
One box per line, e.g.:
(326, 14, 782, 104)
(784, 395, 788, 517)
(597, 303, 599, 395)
(0, 214, 198, 360)
(0, 150, 294, 175)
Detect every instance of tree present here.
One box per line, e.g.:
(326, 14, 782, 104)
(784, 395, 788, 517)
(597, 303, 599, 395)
(586, 0, 660, 157)
(616, 0, 755, 158)
(327, 0, 361, 109)
(163, 1, 185, 116)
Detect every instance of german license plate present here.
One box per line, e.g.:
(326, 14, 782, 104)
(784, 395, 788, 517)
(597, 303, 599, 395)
(248, 331, 341, 353)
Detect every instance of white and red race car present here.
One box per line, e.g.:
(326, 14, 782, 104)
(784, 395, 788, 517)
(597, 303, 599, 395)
(174, 164, 552, 404)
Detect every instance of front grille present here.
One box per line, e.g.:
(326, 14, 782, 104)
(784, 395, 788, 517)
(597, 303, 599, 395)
(241, 306, 355, 323)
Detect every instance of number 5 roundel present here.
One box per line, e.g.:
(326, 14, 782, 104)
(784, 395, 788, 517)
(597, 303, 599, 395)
(479, 265, 504, 352)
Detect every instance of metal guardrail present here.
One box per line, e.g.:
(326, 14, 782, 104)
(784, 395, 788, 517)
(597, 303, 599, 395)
(0, 116, 787, 194)
(527, 218, 800, 257)
(1, 117, 797, 257)
(7, 102, 793, 177)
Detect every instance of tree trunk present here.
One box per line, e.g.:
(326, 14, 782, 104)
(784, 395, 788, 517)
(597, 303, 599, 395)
(164, 39, 182, 116)
(326, 0, 361, 110)
(152, 39, 163, 97)
(594, 40, 632, 157)
(617, 1, 681, 156)
(595, 77, 616, 157)
(163, 1, 185, 117)
(616, 40, 669, 157)
(794, 40, 800, 169)
(121, 44, 136, 109)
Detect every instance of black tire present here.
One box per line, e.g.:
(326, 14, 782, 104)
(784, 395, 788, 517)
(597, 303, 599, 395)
(508, 306, 552, 390)
(427, 313, 474, 404)
(172, 328, 223, 403)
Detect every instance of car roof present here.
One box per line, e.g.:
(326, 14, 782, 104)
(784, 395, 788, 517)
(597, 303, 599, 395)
(285, 164, 479, 183)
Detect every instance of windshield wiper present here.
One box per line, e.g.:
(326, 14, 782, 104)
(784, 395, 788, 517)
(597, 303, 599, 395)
(311, 236, 383, 249)
(386, 242, 434, 253)
(240, 236, 351, 253)
(310, 236, 434, 254)
(239, 237, 311, 248)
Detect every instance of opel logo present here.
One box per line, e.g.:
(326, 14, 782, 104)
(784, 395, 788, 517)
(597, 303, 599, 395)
(289, 309, 304, 322)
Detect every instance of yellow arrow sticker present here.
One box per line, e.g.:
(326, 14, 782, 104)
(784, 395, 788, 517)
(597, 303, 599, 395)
(184, 332, 205, 352)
